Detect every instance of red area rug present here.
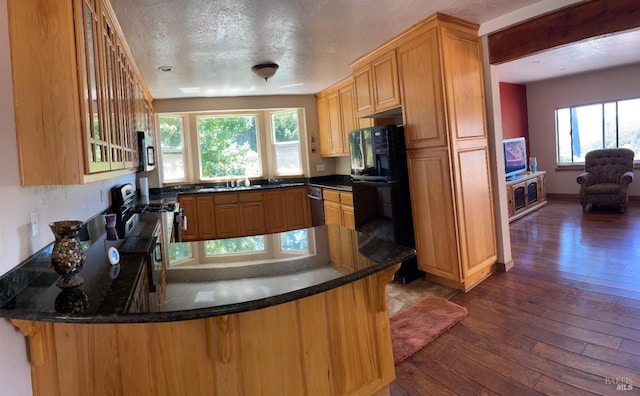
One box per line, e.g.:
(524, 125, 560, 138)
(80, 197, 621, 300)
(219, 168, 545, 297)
(390, 297, 468, 365)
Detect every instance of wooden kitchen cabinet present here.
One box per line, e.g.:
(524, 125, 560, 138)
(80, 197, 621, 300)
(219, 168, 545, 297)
(323, 189, 355, 230)
(285, 187, 313, 230)
(316, 78, 349, 157)
(7, 0, 151, 185)
(214, 191, 265, 238)
(316, 77, 373, 157)
(506, 171, 547, 222)
(100, 6, 139, 171)
(398, 14, 497, 291)
(177, 194, 215, 242)
(396, 28, 446, 149)
(239, 192, 266, 236)
(263, 190, 288, 232)
(214, 204, 240, 239)
(214, 193, 241, 239)
(195, 195, 216, 240)
(180, 187, 310, 241)
(177, 195, 198, 241)
(263, 187, 311, 233)
(351, 49, 401, 117)
(326, 90, 346, 155)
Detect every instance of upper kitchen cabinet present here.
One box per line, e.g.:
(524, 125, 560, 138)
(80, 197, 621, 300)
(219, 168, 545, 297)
(351, 49, 401, 118)
(316, 76, 372, 157)
(397, 15, 487, 150)
(7, 0, 151, 185)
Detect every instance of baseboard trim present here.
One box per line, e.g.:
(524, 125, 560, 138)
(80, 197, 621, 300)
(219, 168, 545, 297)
(496, 259, 514, 272)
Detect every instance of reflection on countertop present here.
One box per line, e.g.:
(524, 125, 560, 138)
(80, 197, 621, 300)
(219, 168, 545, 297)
(160, 225, 414, 319)
(0, 223, 414, 324)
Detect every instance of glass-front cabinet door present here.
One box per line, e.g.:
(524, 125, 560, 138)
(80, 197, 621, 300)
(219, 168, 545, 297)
(101, 7, 125, 170)
(117, 36, 138, 169)
(76, 0, 110, 173)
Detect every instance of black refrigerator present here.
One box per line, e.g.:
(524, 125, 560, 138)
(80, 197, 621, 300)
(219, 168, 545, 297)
(349, 125, 423, 283)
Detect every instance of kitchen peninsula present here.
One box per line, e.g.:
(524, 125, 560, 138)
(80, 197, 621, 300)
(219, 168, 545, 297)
(0, 222, 414, 395)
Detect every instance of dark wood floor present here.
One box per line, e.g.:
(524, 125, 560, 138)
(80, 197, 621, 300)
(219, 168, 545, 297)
(390, 198, 640, 395)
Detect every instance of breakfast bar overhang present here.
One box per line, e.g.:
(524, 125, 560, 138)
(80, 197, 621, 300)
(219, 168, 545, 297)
(1, 224, 415, 396)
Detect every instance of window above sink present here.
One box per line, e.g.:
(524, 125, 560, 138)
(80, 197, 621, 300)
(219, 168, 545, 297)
(157, 109, 309, 186)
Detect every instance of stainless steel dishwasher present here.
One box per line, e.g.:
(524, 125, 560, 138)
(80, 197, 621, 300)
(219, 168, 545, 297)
(307, 186, 325, 226)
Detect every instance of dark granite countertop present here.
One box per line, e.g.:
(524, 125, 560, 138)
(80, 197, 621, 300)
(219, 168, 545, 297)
(307, 182, 352, 192)
(0, 224, 414, 324)
(0, 211, 173, 324)
(176, 181, 307, 196)
(151, 175, 353, 200)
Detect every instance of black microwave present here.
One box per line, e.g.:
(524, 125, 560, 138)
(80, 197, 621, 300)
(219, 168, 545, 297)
(348, 125, 406, 182)
(137, 131, 156, 172)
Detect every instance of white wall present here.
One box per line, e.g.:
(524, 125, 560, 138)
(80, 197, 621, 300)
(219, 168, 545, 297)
(335, 156, 351, 175)
(0, 2, 135, 394)
(526, 63, 640, 196)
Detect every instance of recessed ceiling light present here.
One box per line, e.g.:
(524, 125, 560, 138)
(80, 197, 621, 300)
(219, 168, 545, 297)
(157, 65, 174, 72)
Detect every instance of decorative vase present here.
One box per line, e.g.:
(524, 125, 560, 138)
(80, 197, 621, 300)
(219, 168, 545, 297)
(50, 220, 86, 288)
(529, 157, 538, 173)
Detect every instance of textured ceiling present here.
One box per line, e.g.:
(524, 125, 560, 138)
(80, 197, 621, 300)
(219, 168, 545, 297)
(497, 28, 640, 84)
(108, 0, 638, 99)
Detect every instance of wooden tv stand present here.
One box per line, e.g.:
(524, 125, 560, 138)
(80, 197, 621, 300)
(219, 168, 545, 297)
(506, 171, 547, 222)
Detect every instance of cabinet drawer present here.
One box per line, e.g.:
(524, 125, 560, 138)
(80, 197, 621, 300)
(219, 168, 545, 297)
(239, 191, 263, 202)
(214, 193, 238, 204)
(323, 189, 341, 203)
(340, 192, 353, 207)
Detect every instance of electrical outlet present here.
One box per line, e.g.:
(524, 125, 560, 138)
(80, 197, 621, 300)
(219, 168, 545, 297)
(317, 164, 326, 172)
(31, 212, 39, 237)
(0, 227, 3, 257)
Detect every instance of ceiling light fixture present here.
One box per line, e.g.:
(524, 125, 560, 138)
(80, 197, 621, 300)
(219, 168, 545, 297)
(157, 65, 174, 72)
(251, 63, 279, 81)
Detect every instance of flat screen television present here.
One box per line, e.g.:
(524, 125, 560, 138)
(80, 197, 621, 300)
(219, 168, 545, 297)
(503, 137, 527, 180)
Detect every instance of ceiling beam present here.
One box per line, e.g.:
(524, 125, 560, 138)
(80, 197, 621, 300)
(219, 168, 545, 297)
(488, 0, 640, 65)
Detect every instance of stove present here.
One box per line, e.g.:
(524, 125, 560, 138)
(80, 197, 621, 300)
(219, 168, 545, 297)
(131, 202, 176, 214)
(110, 183, 177, 238)
(111, 183, 173, 298)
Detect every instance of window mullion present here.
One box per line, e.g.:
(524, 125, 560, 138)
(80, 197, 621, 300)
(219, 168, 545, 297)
(615, 101, 619, 148)
(601, 103, 605, 149)
(569, 108, 574, 161)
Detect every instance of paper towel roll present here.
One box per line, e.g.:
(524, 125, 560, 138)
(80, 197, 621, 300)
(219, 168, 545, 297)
(139, 177, 149, 198)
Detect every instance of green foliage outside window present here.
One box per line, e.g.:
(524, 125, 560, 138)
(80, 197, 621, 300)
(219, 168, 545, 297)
(272, 111, 299, 142)
(272, 111, 301, 174)
(197, 115, 260, 178)
(169, 243, 192, 263)
(280, 229, 308, 251)
(159, 115, 186, 180)
(159, 116, 183, 149)
(205, 236, 265, 255)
